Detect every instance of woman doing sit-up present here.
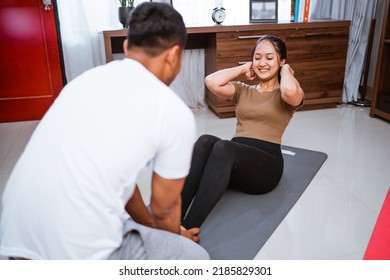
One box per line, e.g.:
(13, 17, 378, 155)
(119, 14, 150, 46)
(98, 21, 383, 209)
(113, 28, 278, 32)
(181, 35, 304, 233)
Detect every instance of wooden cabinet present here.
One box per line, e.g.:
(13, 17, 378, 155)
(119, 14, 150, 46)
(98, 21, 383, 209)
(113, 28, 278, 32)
(103, 21, 350, 118)
(206, 22, 350, 117)
(370, 0, 390, 121)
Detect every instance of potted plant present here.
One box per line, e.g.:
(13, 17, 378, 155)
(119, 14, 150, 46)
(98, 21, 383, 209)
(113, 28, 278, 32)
(118, 0, 135, 28)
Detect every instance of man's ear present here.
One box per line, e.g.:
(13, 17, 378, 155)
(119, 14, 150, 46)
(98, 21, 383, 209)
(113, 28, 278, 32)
(166, 45, 181, 66)
(162, 45, 182, 85)
(123, 39, 129, 55)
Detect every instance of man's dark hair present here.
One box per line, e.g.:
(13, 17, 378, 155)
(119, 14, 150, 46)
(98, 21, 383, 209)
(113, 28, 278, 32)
(127, 3, 187, 57)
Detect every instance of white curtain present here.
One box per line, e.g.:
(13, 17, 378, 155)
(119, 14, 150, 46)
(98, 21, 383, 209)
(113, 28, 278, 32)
(170, 50, 206, 109)
(57, 0, 121, 81)
(311, 0, 378, 102)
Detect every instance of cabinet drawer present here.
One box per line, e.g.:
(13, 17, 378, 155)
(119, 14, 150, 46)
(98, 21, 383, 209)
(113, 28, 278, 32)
(290, 58, 346, 92)
(285, 27, 349, 62)
(216, 30, 286, 59)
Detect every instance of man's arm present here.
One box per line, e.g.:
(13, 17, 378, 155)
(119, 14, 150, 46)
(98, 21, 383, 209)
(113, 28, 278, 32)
(125, 185, 156, 228)
(150, 172, 184, 234)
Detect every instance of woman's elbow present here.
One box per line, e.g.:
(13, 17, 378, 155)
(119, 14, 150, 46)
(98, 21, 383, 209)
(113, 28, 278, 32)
(204, 77, 220, 96)
(204, 75, 214, 91)
(283, 87, 304, 106)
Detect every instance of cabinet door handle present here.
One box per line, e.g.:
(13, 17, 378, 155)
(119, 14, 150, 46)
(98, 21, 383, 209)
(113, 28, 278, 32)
(238, 35, 265, 40)
(238, 61, 251, 65)
(286, 32, 332, 39)
(306, 31, 348, 37)
(286, 31, 348, 39)
(305, 32, 333, 37)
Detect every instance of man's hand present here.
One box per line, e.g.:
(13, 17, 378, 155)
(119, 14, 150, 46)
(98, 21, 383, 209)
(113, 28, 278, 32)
(180, 226, 200, 243)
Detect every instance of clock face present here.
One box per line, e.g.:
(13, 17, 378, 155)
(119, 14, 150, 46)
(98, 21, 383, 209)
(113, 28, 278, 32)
(212, 8, 226, 24)
(215, 10, 225, 22)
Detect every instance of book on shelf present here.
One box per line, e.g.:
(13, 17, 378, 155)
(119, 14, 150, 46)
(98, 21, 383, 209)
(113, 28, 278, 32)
(294, 0, 317, 23)
(298, 0, 305, 22)
(293, 0, 300, 22)
(291, 0, 296, 22)
(303, 0, 310, 22)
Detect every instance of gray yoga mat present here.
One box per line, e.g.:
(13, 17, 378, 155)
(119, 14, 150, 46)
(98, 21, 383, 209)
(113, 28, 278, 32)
(198, 145, 327, 260)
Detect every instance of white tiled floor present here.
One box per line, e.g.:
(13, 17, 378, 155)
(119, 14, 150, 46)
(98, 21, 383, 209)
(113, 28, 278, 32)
(0, 104, 389, 259)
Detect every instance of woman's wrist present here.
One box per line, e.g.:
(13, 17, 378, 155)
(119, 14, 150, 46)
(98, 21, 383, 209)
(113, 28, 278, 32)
(280, 64, 293, 76)
(240, 62, 255, 80)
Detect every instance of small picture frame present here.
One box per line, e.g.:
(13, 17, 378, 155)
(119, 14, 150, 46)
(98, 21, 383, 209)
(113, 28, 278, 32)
(250, 0, 278, 23)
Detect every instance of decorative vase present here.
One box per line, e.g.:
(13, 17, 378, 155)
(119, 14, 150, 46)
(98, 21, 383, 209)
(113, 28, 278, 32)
(118, 7, 133, 28)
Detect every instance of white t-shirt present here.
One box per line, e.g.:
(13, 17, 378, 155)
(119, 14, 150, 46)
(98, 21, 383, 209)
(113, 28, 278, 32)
(0, 59, 196, 259)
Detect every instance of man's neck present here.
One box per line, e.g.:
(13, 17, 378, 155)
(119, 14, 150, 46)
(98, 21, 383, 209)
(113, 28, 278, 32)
(126, 49, 168, 85)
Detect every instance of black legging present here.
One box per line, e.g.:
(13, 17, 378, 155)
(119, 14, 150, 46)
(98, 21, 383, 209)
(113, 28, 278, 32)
(181, 134, 284, 229)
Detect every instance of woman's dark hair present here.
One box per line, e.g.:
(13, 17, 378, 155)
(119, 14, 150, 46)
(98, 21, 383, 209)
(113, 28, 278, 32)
(126, 3, 187, 57)
(251, 34, 287, 60)
(251, 35, 287, 82)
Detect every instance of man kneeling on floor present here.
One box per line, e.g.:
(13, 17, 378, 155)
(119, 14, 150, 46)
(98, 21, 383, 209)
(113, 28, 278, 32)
(0, 2, 209, 260)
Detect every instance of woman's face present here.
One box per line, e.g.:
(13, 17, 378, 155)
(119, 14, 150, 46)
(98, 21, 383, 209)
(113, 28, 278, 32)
(252, 40, 285, 81)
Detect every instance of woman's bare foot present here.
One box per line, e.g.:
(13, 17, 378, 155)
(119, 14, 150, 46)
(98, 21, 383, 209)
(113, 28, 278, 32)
(180, 226, 200, 243)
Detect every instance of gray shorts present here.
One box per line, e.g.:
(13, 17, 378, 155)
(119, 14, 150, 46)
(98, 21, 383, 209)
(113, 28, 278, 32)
(108, 219, 209, 260)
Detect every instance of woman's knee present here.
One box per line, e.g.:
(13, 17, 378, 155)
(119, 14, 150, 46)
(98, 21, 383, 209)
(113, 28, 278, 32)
(196, 134, 220, 146)
(193, 134, 221, 154)
(211, 139, 236, 156)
